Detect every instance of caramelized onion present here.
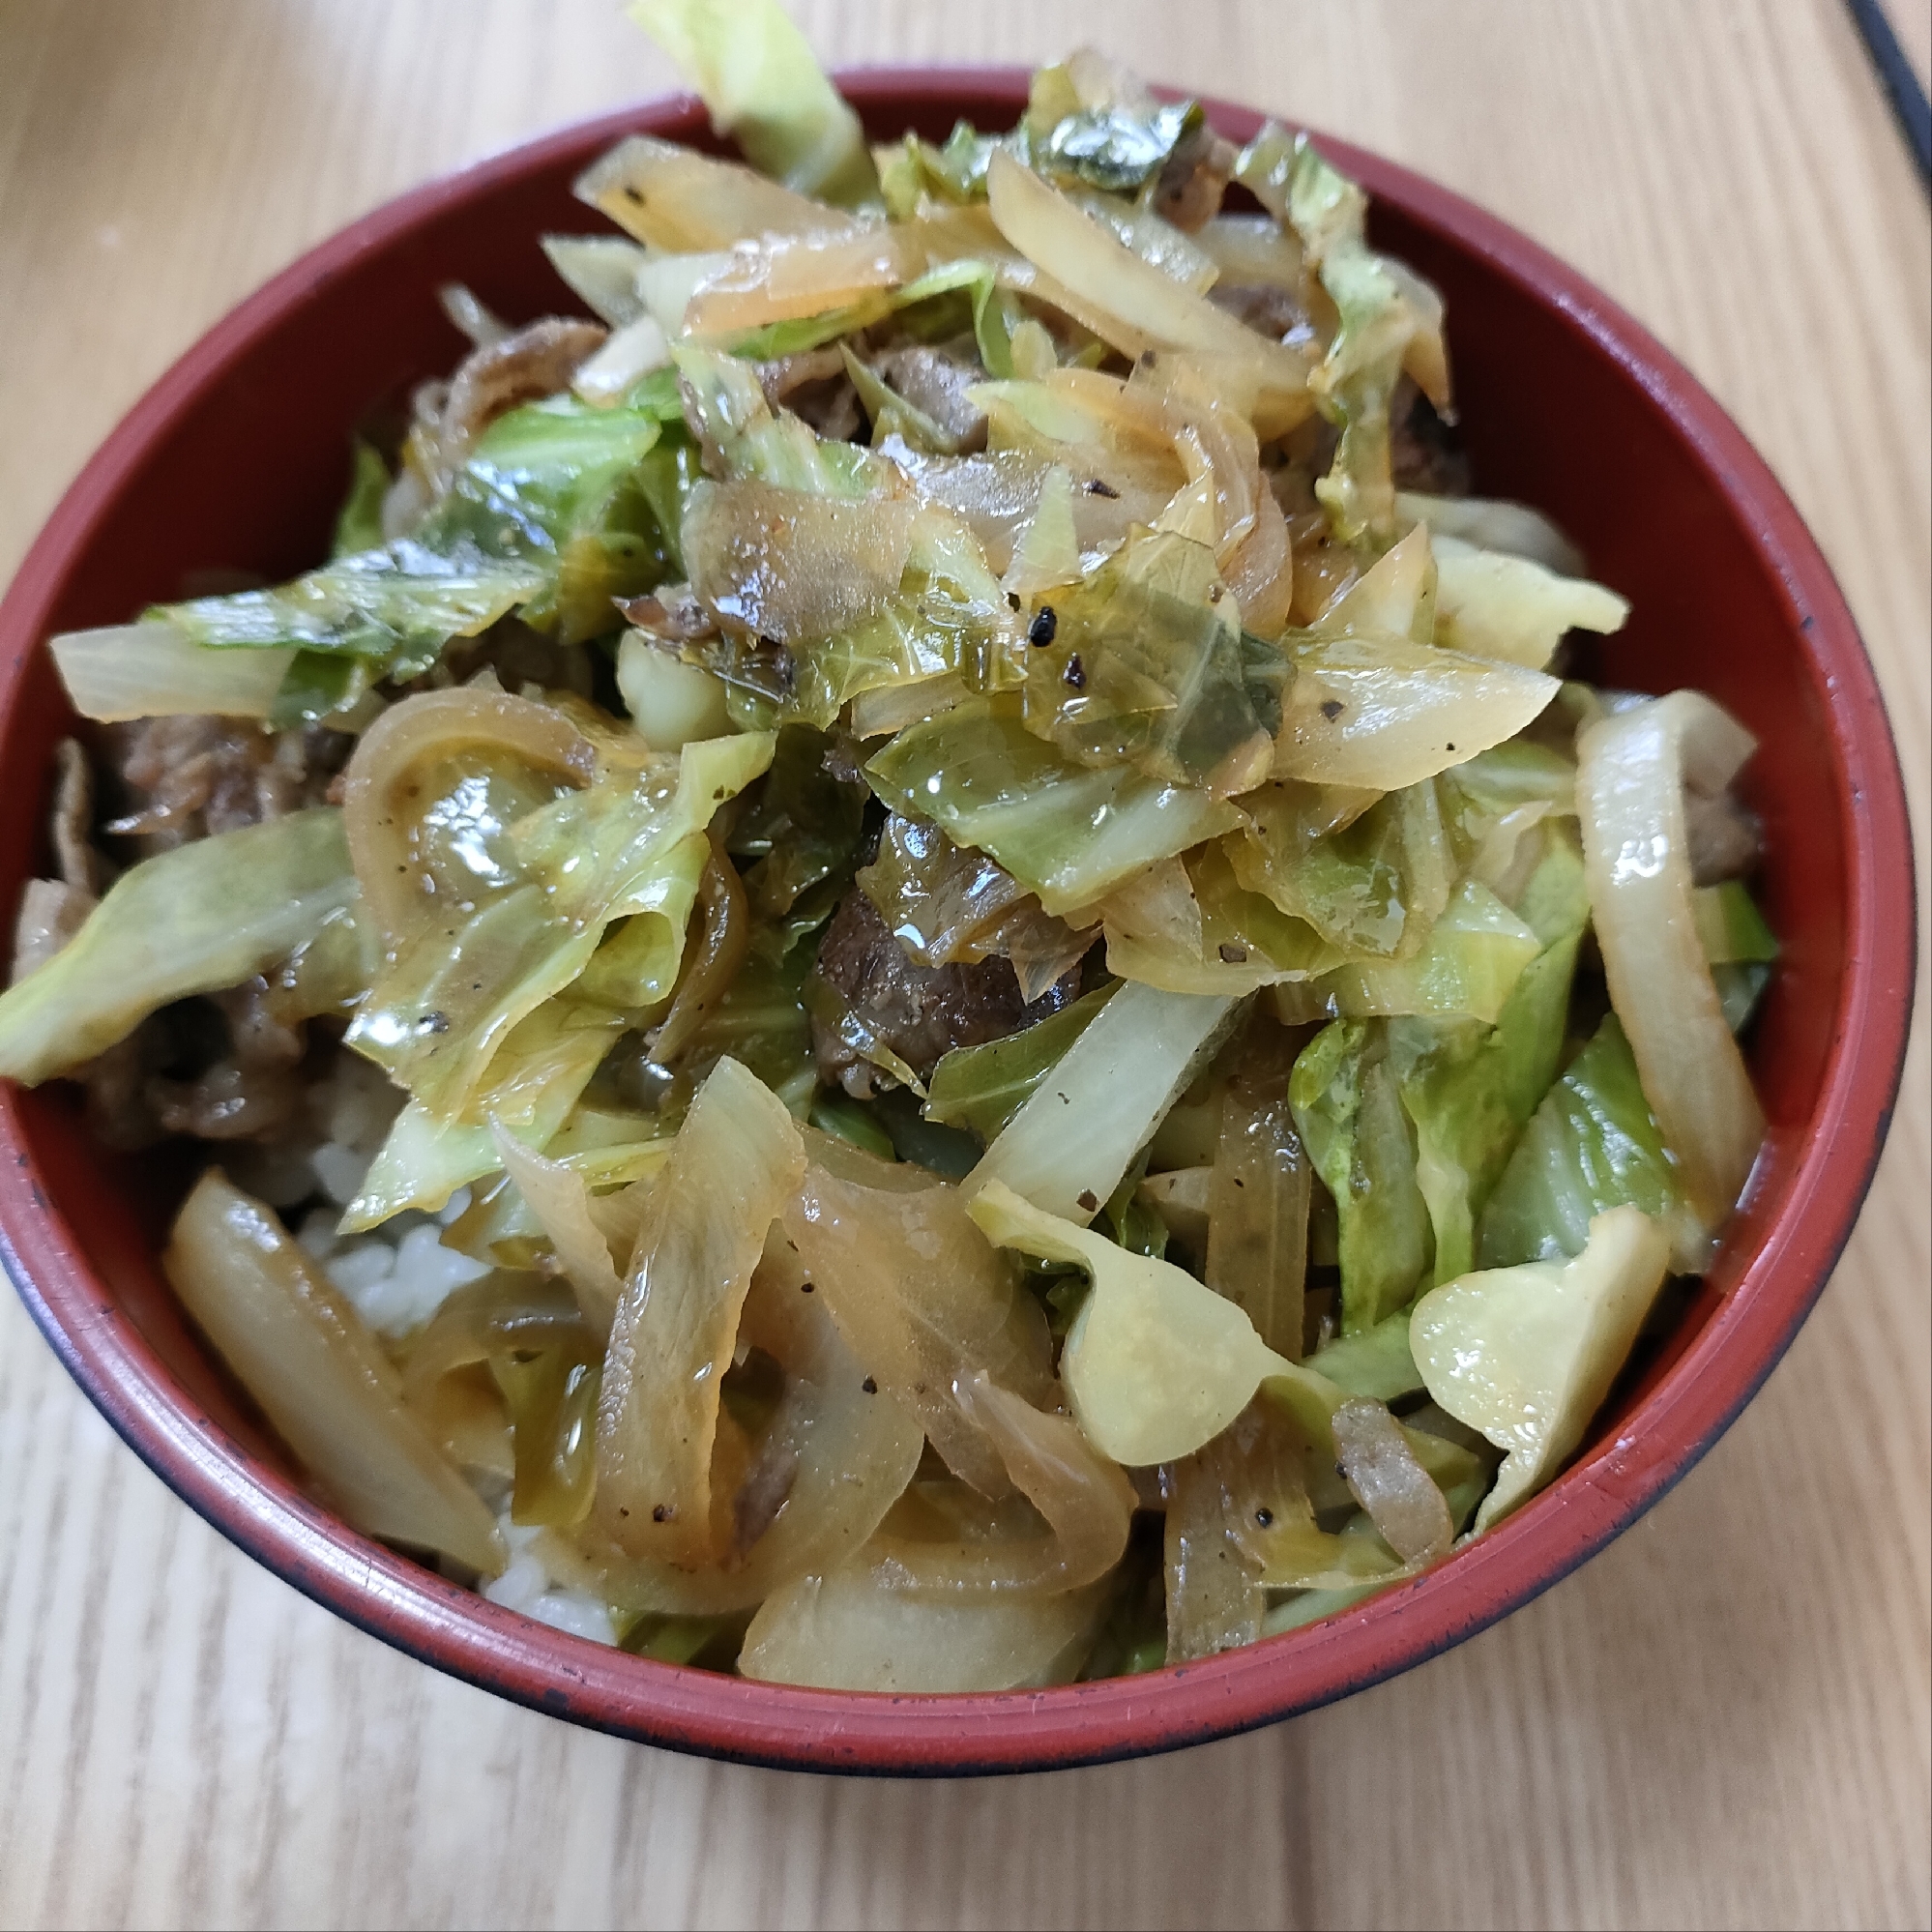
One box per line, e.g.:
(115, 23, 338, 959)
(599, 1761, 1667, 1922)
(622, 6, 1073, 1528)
(341, 688, 596, 950)
(1330, 1396, 1452, 1563)
(1576, 691, 1765, 1229)
(648, 834, 750, 1067)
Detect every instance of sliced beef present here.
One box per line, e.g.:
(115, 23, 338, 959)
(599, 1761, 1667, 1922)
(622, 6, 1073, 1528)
(430, 316, 607, 484)
(1388, 376, 1470, 497)
(1208, 281, 1315, 345)
(1685, 788, 1763, 885)
(810, 887, 1078, 1098)
(870, 345, 988, 452)
(1151, 121, 1238, 232)
(104, 717, 350, 852)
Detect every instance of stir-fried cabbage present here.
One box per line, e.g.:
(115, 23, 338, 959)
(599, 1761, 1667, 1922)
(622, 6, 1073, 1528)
(0, 809, 355, 1084)
(13, 15, 1776, 1689)
(1411, 1206, 1670, 1529)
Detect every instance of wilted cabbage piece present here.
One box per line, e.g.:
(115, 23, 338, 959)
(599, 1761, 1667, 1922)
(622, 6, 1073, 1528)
(0, 809, 355, 1085)
(1305, 1309, 1423, 1402)
(1430, 533, 1628, 670)
(1478, 1013, 1702, 1272)
(923, 981, 1118, 1140)
(969, 1180, 1292, 1465)
(1388, 826, 1590, 1282)
(629, 0, 878, 205)
(865, 695, 1244, 915)
(1289, 1019, 1432, 1332)
(1277, 629, 1560, 793)
(347, 729, 773, 1124)
(1017, 528, 1283, 795)
(966, 979, 1241, 1222)
(1278, 133, 1449, 545)
(1410, 1205, 1671, 1530)
(343, 1000, 626, 1231)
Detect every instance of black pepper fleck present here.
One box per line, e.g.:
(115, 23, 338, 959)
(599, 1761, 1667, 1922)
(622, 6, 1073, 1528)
(1255, 1508, 1274, 1527)
(1062, 653, 1087, 689)
(1218, 942, 1248, 963)
(652, 1504, 675, 1522)
(1007, 590, 1022, 610)
(417, 1010, 451, 1036)
(800, 1279, 814, 1294)
(862, 1376, 878, 1394)
(1028, 605, 1058, 647)
(1086, 478, 1120, 498)
(1320, 698, 1345, 721)
(1076, 1189, 1098, 1213)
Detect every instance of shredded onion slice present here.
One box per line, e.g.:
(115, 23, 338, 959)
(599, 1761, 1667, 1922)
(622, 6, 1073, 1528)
(165, 1170, 503, 1574)
(1576, 691, 1764, 1228)
(1163, 1427, 1268, 1662)
(340, 688, 597, 951)
(780, 1140, 1053, 1497)
(490, 1126, 624, 1340)
(593, 1057, 806, 1566)
(1330, 1396, 1452, 1563)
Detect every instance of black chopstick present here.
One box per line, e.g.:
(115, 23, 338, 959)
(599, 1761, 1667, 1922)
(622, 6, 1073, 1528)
(1845, 0, 1932, 188)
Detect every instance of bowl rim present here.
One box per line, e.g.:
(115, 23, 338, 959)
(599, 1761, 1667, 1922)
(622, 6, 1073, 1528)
(0, 65, 1916, 1777)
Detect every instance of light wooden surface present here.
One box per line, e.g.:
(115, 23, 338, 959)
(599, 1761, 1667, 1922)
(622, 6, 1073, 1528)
(0, 4, 1926, 1927)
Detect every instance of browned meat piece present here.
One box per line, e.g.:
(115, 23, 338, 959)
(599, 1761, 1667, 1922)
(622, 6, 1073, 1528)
(428, 316, 607, 485)
(104, 717, 350, 851)
(1151, 122, 1238, 232)
(810, 887, 1078, 1098)
(755, 346, 846, 406)
(1208, 282, 1315, 345)
(617, 581, 717, 647)
(9, 878, 93, 984)
(701, 348, 860, 451)
(438, 619, 596, 698)
(1685, 788, 1763, 885)
(50, 739, 99, 893)
(1388, 376, 1470, 496)
(871, 346, 988, 452)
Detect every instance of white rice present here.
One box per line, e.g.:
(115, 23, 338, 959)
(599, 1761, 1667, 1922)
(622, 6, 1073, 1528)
(483, 1521, 618, 1645)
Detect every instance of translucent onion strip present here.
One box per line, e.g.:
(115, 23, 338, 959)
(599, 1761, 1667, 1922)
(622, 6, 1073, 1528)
(596, 1244, 925, 1618)
(340, 688, 596, 950)
(856, 1373, 1136, 1598)
(738, 1568, 1109, 1692)
(1164, 1430, 1267, 1662)
(1330, 1396, 1452, 1563)
(594, 1057, 805, 1566)
(780, 1136, 1053, 1496)
(490, 1125, 624, 1340)
(1575, 691, 1765, 1228)
(165, 1170, 503, 1574)
(1205, 1022, 1312, 1360)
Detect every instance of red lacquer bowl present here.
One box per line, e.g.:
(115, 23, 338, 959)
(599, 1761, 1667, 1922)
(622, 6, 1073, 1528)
(0, 72, 1914, 1775)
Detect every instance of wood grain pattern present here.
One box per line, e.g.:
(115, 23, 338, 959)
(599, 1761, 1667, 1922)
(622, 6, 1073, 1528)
(0, 4, 1925, 1927)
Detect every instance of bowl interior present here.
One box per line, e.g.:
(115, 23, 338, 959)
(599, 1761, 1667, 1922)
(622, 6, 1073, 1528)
(0, 73, 1901, 1772)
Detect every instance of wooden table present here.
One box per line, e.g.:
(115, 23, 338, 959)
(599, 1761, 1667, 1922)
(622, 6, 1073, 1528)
(1, 4, 1925, 1926)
